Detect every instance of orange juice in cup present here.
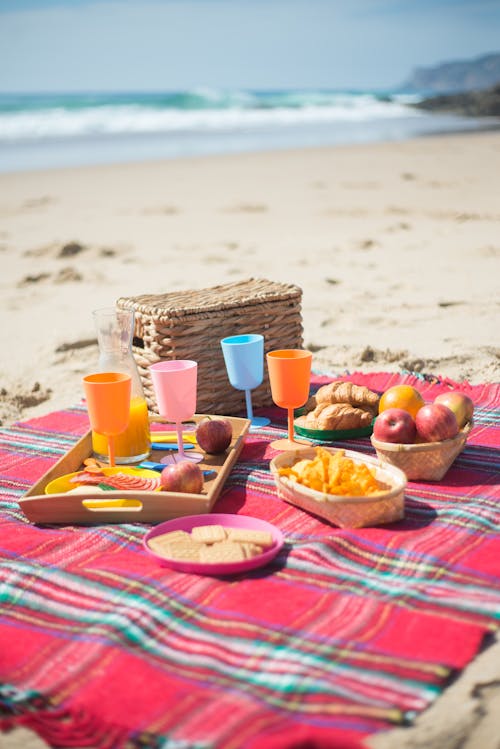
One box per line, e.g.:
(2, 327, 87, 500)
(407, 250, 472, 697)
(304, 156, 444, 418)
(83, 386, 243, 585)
(92, 395, 150, 464)
(84, 372, 132, 467)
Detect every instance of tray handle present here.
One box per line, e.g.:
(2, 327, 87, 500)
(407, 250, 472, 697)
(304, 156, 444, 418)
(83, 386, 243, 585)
(19, 489, 213, 525)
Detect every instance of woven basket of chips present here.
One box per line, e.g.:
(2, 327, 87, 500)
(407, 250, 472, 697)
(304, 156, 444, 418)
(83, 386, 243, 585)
(117, 278, 303, 415)
(270, 447, 407, 529)
(370, 422, 472, 481)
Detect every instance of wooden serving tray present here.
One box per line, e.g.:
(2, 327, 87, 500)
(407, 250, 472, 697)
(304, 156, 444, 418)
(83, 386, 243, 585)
(19, 414, 250, 525)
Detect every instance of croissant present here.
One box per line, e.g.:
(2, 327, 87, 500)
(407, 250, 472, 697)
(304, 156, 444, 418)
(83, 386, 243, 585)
(297, 402, 374, 431)
(304, 381, 379, 414)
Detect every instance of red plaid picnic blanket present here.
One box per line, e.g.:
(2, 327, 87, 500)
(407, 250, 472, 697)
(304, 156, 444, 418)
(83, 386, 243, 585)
(0, 371, 499, 749)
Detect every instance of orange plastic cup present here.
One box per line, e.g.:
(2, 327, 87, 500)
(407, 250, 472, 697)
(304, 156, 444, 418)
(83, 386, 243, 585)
(266, 349, 312, 409)
(266, 349, 312, 451)
(83, 372, 132, 466)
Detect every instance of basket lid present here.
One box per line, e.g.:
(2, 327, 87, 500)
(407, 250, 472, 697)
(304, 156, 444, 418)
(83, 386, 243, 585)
(117, 278, 302, 317)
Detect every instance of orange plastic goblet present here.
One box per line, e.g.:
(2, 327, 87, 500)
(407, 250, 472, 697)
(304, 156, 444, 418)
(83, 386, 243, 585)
(266, 349, 312, 451)
(83, 372, 132, 467)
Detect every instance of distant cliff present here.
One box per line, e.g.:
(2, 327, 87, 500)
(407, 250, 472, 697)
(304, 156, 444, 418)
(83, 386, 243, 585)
(414, 84, 500, 117)
(401, 52, 500, 93)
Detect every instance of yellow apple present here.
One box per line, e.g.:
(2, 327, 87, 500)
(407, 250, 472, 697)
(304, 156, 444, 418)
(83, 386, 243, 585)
(434, 392, 474, 428)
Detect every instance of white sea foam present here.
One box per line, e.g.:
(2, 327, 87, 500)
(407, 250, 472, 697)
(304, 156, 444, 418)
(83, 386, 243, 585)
(0, 89, 487, 172)
(0, 97, 418, 142)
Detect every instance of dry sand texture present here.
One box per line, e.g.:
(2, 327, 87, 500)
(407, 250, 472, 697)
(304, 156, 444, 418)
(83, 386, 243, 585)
(0, 130, 499, 426)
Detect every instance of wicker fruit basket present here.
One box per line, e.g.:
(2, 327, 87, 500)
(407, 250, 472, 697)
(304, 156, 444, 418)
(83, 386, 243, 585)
(270, 447, 407, 529)
(370, 422, 472, 481)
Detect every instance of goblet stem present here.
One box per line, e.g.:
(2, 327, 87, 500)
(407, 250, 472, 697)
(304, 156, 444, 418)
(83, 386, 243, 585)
(245, 390, 254, 421)
(108, 435, 116, 467)
(287, 408, 295, 444)
(176, 422, 186, 459)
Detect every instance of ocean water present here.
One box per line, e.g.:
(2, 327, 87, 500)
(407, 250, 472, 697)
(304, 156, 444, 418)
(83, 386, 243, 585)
(0, 88, 490, 173)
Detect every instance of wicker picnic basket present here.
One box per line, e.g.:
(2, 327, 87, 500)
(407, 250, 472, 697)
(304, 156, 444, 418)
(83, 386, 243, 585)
(370, 422, 472, 481)
(116, 278, 303, 415)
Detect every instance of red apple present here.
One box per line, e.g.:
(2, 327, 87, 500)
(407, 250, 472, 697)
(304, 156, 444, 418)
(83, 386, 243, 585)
(160, 461, 203, 494)
(415, 403, 459, 443)
(373, 408, 417, 444)
(434, 392, 474, 428)
(196, 417, 232, 454)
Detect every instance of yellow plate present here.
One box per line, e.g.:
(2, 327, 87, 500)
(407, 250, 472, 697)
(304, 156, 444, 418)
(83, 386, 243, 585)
(149, 433, 197, 444)
(45, 466, 161, 508)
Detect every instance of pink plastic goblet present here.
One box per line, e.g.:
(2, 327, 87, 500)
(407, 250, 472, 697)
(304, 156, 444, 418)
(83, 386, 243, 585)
(149, 360, 203, 464)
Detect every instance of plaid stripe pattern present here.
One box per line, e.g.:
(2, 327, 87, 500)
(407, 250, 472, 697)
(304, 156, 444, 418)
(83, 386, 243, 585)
(0, 372, 499, 749)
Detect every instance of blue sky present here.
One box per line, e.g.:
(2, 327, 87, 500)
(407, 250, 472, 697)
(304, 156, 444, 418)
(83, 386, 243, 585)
(0, 0, 499, 92)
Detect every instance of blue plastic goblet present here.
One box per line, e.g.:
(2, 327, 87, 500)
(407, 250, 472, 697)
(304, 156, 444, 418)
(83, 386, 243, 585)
(220, 334, 271, 429)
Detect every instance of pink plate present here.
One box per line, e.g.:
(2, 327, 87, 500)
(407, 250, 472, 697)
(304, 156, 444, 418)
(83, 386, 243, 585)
(143, 513, 284, 576)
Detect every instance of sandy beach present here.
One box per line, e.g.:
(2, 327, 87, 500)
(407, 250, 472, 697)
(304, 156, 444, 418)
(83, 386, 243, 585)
(1, 130, 499, 749)
(1, 130, 499, 427)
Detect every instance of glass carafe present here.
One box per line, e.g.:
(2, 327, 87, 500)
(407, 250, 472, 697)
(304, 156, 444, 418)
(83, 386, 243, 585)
(91, 307, 151, 464)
